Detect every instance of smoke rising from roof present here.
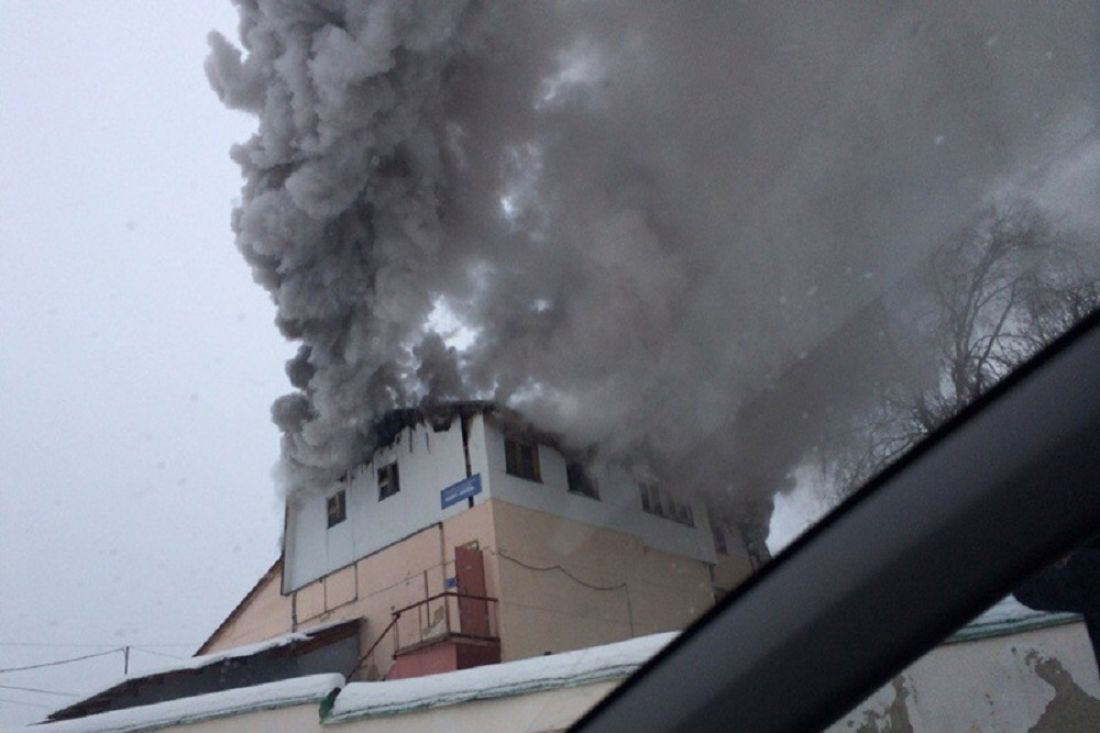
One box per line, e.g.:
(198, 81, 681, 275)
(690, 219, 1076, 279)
(207, 1, 1099, 529)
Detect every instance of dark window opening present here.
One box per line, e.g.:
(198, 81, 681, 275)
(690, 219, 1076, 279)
(378, 462, 400, 501)
(737, 521, 772, 569)
(640, 483, 694, 527)
(326, 490, 347, 528)
(567, 463, 600, 499)
(712, 523, 728, 554)
(504, 437, 541, 482)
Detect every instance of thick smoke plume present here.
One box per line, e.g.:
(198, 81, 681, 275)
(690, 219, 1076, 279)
(208, 1, 1099, 531)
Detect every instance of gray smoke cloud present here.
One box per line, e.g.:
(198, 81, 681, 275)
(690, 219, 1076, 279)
(207, 1, 1099, 531)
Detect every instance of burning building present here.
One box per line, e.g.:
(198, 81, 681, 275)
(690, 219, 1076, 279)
(199, 401, 762, 681)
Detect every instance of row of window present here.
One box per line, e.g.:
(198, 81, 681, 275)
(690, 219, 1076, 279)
(326, 461, 401, 528)
(506, 438, 697, 528)
(327, 438, 697, 529)
(504, 437, 600, 500)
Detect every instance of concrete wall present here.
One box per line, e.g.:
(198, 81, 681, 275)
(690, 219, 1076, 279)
(325, 680, 619, 733)
(832, 619, 1100, 732)
(42, 680, 616, 733)
(101, 703, 322, 733)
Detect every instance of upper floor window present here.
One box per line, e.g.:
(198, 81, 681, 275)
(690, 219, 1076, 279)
(567, 462, 600, 499)
(504, 437, 541, 482)
(640, 483, 694, 526)
(378, 462, 400, 501)
(326, 489, 347, 528)
(712, 523, 728, 554)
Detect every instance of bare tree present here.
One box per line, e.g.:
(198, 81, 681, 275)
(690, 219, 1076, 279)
(822, 202, 1100, 498)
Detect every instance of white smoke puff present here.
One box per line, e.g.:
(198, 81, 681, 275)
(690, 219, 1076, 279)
(209, 1, 1100, 530)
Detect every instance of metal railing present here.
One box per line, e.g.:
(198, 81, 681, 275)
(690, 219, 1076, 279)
(392, 591, 499, 652)
(346, 590, 500, 681)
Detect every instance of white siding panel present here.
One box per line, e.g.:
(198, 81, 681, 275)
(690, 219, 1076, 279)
(285, 419, 470, 591)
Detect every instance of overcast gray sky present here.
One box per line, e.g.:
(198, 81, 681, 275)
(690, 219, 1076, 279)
(0, 2, 291, 725)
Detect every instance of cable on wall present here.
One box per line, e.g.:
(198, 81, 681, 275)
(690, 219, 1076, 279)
(492, 548, 636, 635)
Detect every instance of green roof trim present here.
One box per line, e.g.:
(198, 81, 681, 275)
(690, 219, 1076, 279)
(946, 612, 1081, 644)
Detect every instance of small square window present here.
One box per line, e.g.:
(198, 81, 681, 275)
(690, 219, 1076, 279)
(504, 437, 542, 482)
(326, 490, 347, 528)
(378, 462, 400, 501)
(567, 463, 599, 499)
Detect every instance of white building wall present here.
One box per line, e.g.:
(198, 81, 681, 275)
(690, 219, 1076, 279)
(479, 418, 716, 564)
(284, 417, 478, 591)
(285, 409, 717, 591)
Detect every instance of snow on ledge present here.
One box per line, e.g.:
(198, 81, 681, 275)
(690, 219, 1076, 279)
(327, 632, 677, 723)
(11, 674, 344, 733)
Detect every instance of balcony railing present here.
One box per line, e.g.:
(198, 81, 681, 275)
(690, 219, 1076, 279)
(392, 591, 500, 653)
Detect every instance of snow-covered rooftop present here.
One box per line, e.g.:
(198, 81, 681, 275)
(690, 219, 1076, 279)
(327, 632, 676, 722)
(125, 619, 354, 679)
(47, 619, 355, 722)
(10, 674, 343, 733)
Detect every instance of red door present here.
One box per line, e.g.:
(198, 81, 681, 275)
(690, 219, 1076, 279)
(454, 545, 491, 637)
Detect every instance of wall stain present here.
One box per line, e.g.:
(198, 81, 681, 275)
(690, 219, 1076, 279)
(1027, 653, 1100, 733)
(853, 676, 914, 733)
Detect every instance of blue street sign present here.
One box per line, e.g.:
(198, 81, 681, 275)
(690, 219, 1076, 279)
(440, 473, 482, 509)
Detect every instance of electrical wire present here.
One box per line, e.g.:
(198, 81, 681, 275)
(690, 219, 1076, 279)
(0, 643, 117, 649)
(0, 684, 77, 698)
(0, 696, 52, 710)
(130, 647, 185, 661)
(0, 642, 196, 648)
(0, 648, 121, 674)
(492, 548, 636, 635)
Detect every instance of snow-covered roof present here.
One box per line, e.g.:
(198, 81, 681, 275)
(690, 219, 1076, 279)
(13, 674, 343, 733)
(48, 619, 357, 722)
(327, 632, 676, 722)
(125, 619, 355, 679)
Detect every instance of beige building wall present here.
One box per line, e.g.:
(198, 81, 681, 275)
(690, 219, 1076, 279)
(488, 499, 731, 661)
(203, 497, 748, 676)
(201, 562, 293, 654)
(210, 503, 501, 680)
